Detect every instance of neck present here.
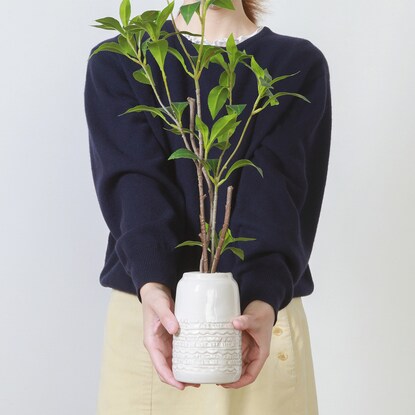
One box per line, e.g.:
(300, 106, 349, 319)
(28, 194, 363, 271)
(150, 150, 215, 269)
(174, 0, 258, 43)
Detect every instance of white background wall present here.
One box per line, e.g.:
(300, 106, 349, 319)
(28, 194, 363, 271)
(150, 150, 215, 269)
(1, 0, 414, 413)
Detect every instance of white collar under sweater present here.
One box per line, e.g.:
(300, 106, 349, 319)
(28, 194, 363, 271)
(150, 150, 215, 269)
(181, 25, 265, 46)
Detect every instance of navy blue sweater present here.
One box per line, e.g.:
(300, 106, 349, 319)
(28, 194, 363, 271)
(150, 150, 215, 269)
(84, 19, 332, 323)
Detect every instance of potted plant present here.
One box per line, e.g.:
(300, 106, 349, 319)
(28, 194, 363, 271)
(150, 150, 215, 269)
(89, 0, 309, 384)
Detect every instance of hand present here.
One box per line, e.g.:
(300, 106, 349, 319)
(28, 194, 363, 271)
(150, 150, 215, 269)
(219, 300, 275, 389)
(140, 282, 201, 390)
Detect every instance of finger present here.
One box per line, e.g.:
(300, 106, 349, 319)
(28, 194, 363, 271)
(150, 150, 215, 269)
(184, 383, 201, 388)
(221, 353, 266, 389)
(153, 299, 180, 335)
(232, 315, 251, 331)
(149, 347, 185, 390)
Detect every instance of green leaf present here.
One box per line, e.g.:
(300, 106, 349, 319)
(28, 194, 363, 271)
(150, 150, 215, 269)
(222, 227, 256, 250)
(168, 148, 199, 161)
(141, 10, 159, 22)
(210, 113, 238, 143)
(140, 21, 158, 40)
(176, 240, 206, 249)
(162, 125, 182, 135)
(91, 24, 119, 31)
(117, 34, 135, 56)
(219, 71, 236, 89)
(167, 47, 194, 77)
(259, 74, 273, 90)
(269, 71, 301, 86)
(269, 98, 280, 107)
(124, 23, 145, 34)
(219, 159, 263, 185)
(143, 63, 155, 84)
(218, 71, 228, 88)
(208, 85, 228, 119)
(226, 104, 246, 116)
(148, 39, 169, 70)
(157, 1, 175, 27)
(262, 67, 273, 83)
(195, 115, 210, 149)
(224, 246, 244, 260)
(163, 125, 201, 137)
(210, 52, 227, 69)
(88, 42, 125, 59)
(207, 0, 235, 10)
(262, 91, 311, 108)
(159, 102, 189, 122)
(221, 228, 233, 251)
(180, 1, 201, 25)
(232, 237, 256, 242)
(189, 55, 199, 66)
(198, 45, 223, 69)
(94, 17, 125, 34)
(225, 32, 238, 58)
(118, 104, 167, 122)
(212, 141, 231, 151)
(277, 92, 311, 103)
(250, 55, 265, 78)
(132, 68, 151, 85)
(170, 101, 189, 121)
(201, 158, 220, 175)
(119, 0, 131, 27)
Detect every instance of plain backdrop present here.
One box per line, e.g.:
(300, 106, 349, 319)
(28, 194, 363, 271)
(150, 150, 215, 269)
(1, 0, 414, 413)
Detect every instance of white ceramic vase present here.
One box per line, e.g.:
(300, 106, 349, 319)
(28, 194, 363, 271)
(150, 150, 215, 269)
(172, 271, 242, 384)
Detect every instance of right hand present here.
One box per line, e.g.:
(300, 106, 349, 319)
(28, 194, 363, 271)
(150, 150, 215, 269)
(140, 282, 201, 390)
(220, 299, 275, 389)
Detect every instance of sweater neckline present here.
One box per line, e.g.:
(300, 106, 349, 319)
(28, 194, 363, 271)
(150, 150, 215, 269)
(181, 25, 265, 46)
(165, 19, 270, 49)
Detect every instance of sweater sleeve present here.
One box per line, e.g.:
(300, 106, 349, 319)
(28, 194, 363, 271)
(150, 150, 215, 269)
(229, 51, 332, 324)
(84, 45, 185, 302)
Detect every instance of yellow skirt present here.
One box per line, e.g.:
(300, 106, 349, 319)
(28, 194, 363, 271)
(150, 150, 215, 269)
(97, 289, 319, 415)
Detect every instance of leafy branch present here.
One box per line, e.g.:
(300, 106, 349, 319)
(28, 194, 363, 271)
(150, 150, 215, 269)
(89, 0, 310, 273)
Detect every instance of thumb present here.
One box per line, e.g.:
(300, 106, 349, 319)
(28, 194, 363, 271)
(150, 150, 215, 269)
(157, 306, 180, 335)
(232, 315, 251, 331)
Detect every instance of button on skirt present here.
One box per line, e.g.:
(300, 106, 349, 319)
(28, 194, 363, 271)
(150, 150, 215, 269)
(97, 289, 319, 415)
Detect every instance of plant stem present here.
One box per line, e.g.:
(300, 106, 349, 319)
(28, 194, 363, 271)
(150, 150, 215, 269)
(167, 1, 196, 73)
(211, 186, 233, 272)
(192, 1, 213, 272)
(167, 0, 226, 272)
(210, 184, 219, 267)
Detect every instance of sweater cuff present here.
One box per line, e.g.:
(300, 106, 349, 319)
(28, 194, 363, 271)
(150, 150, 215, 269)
(114, 229, 179, 303)
(237, 253, 294, 326)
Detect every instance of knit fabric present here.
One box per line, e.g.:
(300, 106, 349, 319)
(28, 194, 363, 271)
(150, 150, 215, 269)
(84, 19, 332, 324)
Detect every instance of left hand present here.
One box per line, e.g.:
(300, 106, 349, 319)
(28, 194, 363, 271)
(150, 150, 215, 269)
(219, 300, 275, 389)
(140, 282, 201, 390)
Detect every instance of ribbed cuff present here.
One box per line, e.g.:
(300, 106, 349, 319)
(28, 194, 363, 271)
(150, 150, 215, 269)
(114, 231, 179, 303)
(237, 253, 294, 326)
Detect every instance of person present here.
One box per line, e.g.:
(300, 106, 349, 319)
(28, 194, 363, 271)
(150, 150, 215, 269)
(84, 1, 331, 414)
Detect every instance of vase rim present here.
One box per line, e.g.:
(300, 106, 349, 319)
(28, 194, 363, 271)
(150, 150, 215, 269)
(182, 271, 233, 279)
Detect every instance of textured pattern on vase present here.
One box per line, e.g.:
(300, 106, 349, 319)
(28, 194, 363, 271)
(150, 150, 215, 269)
(172, 321, 242, 373)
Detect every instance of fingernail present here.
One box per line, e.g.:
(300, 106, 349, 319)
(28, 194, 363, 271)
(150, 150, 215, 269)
(166, 322, 176, 333)
(232, 319, 241, 329)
